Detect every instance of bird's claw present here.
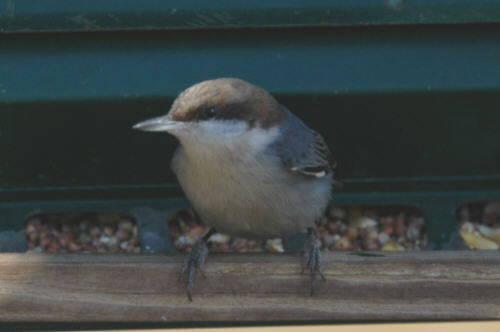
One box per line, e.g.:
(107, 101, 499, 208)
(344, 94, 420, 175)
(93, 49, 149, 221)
(302, 228, 325, 296)
(179, 238, 209, 301)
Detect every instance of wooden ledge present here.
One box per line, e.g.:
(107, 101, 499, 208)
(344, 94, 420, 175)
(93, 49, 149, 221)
(0, 251, 498, 323)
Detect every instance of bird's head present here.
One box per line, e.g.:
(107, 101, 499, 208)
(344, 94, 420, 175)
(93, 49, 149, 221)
(133, 78, 286, 146)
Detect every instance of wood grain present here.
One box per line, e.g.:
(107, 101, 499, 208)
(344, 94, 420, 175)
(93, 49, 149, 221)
(0, 251, 498, 322)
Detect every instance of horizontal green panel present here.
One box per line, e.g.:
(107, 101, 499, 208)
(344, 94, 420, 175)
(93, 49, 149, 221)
(2, 190, 499, 250)
(1, 25, 500, 104)
(0, 197, 188, 252)
(1, 0, 500, 33)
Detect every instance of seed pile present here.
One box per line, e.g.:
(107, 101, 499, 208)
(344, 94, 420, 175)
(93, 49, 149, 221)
(25, 212, 140, 253)
(26, 201, 499, 253)
(168, 210, 272, 253)
(168, 205, 428, 252)
(458, 201, 500, 250)
(318, 205, 427, 251)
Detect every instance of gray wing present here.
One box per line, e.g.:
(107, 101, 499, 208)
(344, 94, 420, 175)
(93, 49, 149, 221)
(270, 106, 337, 180)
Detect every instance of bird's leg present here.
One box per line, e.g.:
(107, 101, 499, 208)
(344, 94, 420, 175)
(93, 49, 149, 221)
(302, 225, 326, 296)
(179, 227, 215, 301)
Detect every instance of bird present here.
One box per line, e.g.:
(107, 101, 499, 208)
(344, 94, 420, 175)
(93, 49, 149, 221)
(133, 78, 337, 300)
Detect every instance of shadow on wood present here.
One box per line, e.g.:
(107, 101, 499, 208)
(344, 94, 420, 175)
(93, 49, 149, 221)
(0, 252, 498, 323)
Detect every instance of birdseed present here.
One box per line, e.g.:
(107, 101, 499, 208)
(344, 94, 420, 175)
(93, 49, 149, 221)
(25, 212, 140, 253)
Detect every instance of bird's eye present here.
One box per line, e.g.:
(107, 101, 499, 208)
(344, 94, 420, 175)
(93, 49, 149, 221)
(203, 106, 217, 119)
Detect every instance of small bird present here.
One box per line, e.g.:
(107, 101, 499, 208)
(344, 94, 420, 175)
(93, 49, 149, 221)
(134, 78, 337, 300)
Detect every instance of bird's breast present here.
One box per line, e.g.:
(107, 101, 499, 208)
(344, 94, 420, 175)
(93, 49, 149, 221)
(170, 138, 330, 238)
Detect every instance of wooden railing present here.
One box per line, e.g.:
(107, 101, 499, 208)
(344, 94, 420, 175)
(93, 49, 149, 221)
(0, 251, 498, 323)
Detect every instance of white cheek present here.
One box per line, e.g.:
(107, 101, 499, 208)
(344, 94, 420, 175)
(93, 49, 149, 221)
(176, 119, 280, 156)
(199, 119, 249, 139)
(242, 126, 280, 154)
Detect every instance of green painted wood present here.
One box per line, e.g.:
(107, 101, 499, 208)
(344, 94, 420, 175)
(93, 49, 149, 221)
(3, 189, 500, 251)
(1, 25, 500, 104)
(0, 197, 190, 253)
(1, 0, 500, 33)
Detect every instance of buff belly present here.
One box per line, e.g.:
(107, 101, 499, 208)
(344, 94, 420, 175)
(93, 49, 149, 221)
(171, 145, 331, 239)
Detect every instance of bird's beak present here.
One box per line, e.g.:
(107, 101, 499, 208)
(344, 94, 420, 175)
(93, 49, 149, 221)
(132, 115, 184, 132)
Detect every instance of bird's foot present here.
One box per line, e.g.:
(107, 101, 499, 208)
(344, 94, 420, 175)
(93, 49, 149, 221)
(302, 227, 326, 296)
(179, 228, 215, 301)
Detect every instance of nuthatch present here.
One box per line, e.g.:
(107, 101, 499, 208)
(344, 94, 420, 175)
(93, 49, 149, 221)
(134, 78, 337, 300)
